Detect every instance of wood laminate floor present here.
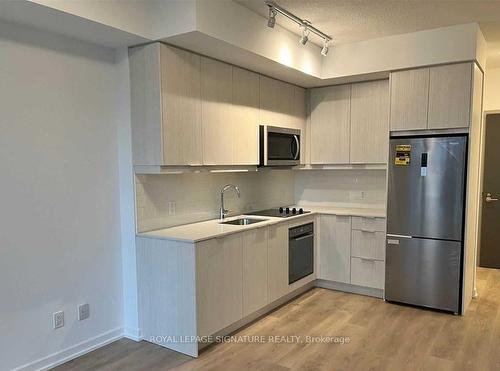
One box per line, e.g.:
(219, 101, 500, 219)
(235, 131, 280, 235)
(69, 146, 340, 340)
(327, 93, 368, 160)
(54, 267, 500, 371)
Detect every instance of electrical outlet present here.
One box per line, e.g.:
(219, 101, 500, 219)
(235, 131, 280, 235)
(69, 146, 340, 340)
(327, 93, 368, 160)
(53, 311, 64, 329)
(78, 304, 90, 321)
(168, 201, 176, 215)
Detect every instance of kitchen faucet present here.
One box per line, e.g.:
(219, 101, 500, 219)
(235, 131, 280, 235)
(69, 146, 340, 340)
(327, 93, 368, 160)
(220, 184, 240, 220)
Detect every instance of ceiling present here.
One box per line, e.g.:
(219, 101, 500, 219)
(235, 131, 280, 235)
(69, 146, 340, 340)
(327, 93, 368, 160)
(237, 0, 500, 68)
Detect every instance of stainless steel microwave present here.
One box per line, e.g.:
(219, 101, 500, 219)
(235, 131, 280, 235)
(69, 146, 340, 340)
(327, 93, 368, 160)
(259, 125, 301, 166)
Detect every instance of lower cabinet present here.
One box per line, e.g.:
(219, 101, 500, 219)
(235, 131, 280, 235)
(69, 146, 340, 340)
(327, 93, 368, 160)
(242, 227, 269, 316)
(318, 215, 351, 283)
(196, 233, 243, 337)
(351, 258, 385, 289)
(268, 222, 289, 302)
(318, 215, 386, 292)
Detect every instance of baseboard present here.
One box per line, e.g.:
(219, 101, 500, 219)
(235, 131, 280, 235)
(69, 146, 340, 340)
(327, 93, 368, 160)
(123, 326, 143, 341)
(315, 279, 384, 298)
(12, 327, 124, 371)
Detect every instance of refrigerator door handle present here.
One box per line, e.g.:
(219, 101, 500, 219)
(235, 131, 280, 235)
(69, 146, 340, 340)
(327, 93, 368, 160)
(387, 234, 412, 239)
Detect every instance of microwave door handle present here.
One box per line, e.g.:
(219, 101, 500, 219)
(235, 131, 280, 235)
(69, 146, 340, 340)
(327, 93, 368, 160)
(293, 135, 300, 160)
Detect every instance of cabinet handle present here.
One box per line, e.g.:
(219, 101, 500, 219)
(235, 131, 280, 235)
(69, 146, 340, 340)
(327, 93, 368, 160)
(360, 229, 377, 233)
(360, 257, 377, 263)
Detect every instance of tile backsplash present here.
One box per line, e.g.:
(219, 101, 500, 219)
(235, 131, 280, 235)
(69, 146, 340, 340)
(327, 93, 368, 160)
(136, 169, 387, 232)
(294, 169, 387, 208)
(136, 170, 295, 232)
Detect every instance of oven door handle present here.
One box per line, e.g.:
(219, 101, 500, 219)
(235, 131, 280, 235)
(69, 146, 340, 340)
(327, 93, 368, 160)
(292, 135, 300, 160)
(292, 234, 314, 241)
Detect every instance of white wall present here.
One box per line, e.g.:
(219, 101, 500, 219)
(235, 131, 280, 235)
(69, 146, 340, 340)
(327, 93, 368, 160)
(322, 23, 484, 80)
(294, 170, 387, 208)
(0, 21, 125, 371)
(484, 67, 500, 111)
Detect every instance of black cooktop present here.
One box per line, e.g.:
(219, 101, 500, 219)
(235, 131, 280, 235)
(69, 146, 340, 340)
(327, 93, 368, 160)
(247, 207, 310, 218)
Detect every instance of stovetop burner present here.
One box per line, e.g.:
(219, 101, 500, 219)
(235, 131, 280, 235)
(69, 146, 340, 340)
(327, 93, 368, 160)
(247, 207, 311, 218)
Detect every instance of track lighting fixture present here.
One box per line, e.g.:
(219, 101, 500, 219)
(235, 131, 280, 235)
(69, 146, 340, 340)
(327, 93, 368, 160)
(267, 7, 277, 28)
(299, 24, 310, 45)
(265, 1, 332, 56)
(321, 39, 329, 56)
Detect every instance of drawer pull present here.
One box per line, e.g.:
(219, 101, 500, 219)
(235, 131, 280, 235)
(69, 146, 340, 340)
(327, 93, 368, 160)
(360, 257, 377, 262)
(360, 229, 377, 233)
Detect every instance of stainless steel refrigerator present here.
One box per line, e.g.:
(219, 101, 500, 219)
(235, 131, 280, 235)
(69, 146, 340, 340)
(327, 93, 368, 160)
(385, 135, 467, 314)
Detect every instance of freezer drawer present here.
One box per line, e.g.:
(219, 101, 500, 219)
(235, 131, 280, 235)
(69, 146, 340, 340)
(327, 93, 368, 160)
(385, 237, 461, 313)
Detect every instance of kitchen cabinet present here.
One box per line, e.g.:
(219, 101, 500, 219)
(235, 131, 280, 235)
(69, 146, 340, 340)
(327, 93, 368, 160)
(351, 257, 385, 289)
(196, 234, 243, 337)
(129, 43, 202, 166)
(318, 215, 351, 283)
(259, 76, 295, 127)
(390, 63, 473, 132)
(351, 230, 385, 261)
(242, 227, 269, 316)
(201, 57, 234, 165)
(268, 222, 289, 302)
(232, 67, 260, 165)
(292, 86, 308, 165)
(310, 85, 351, 164)
(389, 68, 429, 131)
(350, 80, 389, 163)
(428, 63, 472, 129)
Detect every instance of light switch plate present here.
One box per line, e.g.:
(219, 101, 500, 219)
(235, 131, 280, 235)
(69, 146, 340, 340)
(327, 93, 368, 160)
(78, 304, 90, 321)
(53, 311, 64, 329)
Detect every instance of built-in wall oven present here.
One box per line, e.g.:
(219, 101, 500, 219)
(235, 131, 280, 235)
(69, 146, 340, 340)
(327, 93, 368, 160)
(289, 222, 314, 284)
(259, 125, 300, 166)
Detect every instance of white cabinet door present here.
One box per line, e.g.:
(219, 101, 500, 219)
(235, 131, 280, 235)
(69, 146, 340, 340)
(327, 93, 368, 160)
(389, 68, 429, 131)
(318, 215, 351, 283)
(268, 223, 289, 302)
(129, 43, 202, 166)
(310, 85, 351, 164)
(201, 57, 234, 165)
(259, 76, 294, 127)
(292, 86, 308, 165)
(160, 45, 202, 166)
(232, 67, 259, 165)
(350, 80, 389, 163)
(242, 228, 269, 316)
(428, 63, 472, 129)
(196, 234, 243, 337)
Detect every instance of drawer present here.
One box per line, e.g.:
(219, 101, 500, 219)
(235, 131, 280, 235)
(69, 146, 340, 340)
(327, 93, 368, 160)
(351, 257, 385, 289)
(351, 230, 385, 260)
(352, 217, 386, 232)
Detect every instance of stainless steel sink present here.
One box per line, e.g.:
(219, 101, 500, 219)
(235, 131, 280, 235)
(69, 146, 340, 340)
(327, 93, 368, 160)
(220, 217, 268, 225)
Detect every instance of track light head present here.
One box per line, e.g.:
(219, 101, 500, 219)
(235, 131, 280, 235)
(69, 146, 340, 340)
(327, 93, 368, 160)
(321, 39, 330, 56)
(299, 23, 310, 45)
(267, 7, 277, 28)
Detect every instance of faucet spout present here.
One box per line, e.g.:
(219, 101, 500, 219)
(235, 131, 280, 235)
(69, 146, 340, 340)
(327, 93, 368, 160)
(220, 184, 241, 220)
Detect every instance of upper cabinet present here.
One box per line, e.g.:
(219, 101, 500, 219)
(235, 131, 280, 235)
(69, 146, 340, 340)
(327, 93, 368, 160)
(389, 68, 429, 131)
(310, 84, 351, 164)
(350, 80, 389, 164)
(232, 67, 260, 165)
(428, 63, 472, 129)
(129, 43, 202, 166)
(129, 43, 306, 169)
(201, 57, 233, 165)
(259, 76, 294, 127)
(390, 62, 473, 131)
(310, 81, 388, 165)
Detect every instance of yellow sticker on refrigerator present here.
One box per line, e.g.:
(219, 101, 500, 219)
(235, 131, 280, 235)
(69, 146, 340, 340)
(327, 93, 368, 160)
(395, 144, 411, 166)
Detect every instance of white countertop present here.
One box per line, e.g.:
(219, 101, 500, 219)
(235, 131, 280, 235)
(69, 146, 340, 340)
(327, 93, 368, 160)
(137, 205, 386, 243)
